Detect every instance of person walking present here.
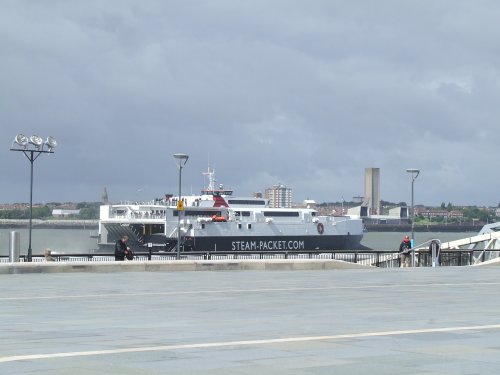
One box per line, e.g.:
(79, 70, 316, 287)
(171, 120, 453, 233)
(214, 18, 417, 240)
(399, 235, 412, 267)
(115, 235, 130, 261)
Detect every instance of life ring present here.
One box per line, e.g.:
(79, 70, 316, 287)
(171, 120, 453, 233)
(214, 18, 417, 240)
(317, 222, 324, 235)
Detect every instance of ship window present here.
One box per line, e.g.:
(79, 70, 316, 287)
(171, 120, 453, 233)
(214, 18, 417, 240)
(263, 211, 300, 217)
(228, 199, 266, 206)
(174, 210, 222, 217)
(235, 211, 251, 217)
(238, 223, 242, 229)
(247, 223, 252, 229)
(201, 223, 205, 229)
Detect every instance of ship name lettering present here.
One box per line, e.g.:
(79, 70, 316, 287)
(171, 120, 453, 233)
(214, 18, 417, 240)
(259, 241, 284, 250)
(232, 241, 257, 251)
(233, 240, 305, 251)
(287, 240, 305, 250)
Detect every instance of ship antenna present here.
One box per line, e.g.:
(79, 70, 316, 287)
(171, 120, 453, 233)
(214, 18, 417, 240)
(202, 164, 216, 193)
(209, 168, 216, 193)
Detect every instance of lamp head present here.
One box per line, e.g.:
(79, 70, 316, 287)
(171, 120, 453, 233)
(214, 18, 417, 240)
(173, 153, 189, 166)
(29, 135, 43, 149)
(13, 134, 28, 148)
(45, 136, 57, 151)
(406, 168, 420, 179)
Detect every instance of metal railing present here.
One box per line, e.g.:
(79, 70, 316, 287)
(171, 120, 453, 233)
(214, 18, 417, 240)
(2, 249, 499, 267)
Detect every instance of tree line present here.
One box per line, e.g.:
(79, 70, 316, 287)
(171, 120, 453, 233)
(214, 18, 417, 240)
(0, 202, 100, 220)
(319, 200, 499, 224)
(2, 201, 498, 223)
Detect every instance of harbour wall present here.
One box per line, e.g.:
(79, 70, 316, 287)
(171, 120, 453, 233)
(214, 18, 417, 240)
(0, 259, 372, 274)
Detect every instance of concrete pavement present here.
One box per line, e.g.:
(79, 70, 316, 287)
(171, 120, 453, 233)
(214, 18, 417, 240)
(1, 265, 500, 374)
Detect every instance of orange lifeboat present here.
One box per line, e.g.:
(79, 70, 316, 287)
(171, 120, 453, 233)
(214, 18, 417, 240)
(211, 215, 227, 222)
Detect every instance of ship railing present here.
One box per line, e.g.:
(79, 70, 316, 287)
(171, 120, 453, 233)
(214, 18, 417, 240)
(118, 200, 162, 206)
(108, 211, 167, 220)
(2, 249, 499, 267)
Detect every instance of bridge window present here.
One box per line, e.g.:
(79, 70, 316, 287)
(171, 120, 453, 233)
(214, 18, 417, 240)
(174, 210, 222, 217)
(263, 211, 300, 217)
(228, 199, 266, 205)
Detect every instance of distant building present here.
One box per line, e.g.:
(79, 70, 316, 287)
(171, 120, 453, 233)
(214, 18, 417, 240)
(347, 205, 369, 217)
(389, 206, 409, 218)
(265, 184, 292, 208)
(101, 187, 109, 204)
(364, 167, 380, 215)
(303, 199, 316, 208)
(358, 206, 409, 224)
(414, 208, 464, 219)
(52, 209, 80, 217)
(353, 196, 364, 204)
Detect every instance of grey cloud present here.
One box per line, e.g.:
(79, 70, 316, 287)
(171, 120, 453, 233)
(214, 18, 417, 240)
(2, 1, 500, 206)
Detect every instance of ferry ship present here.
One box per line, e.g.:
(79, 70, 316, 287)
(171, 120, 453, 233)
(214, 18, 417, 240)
(97, 169, 364, 252)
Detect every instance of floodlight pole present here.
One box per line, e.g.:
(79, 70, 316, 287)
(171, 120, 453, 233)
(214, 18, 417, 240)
(173, 153, 189, 260)
(406, 168, 420, 267)
(10, 148, 53, 262)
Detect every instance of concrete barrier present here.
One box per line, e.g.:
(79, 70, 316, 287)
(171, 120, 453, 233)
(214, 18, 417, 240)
(0, 259, 373, 274)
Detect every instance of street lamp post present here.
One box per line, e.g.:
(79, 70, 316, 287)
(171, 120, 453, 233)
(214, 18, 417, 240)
(173, 153, 189, 260)
(406, 168, 420, 267)
(10, 134, 57, 262)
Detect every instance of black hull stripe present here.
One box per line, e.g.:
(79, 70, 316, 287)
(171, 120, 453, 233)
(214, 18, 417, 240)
(185, 235, 364, 252)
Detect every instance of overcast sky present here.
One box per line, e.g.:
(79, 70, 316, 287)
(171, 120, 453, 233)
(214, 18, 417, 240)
(2, 1, 500, 207)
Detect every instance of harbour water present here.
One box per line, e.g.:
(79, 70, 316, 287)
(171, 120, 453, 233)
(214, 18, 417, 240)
(362, 231, 477, 251)
(0, 228, 98, 256)
(0, 228, 477, 256)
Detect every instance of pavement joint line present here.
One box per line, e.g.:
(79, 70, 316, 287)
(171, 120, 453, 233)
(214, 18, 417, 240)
(1, 324, 500, 363)
(2, 281, 500, 301)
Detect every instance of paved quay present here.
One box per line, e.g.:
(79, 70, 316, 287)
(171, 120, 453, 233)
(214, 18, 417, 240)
(1, 262, 500, 374)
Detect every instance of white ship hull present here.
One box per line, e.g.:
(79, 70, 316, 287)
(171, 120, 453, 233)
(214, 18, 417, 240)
(98, 204, 365, 252)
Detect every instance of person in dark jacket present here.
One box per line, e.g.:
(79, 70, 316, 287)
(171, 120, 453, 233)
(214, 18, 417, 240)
(399, 235, 412, 267)
(115, 235, 130, 261)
